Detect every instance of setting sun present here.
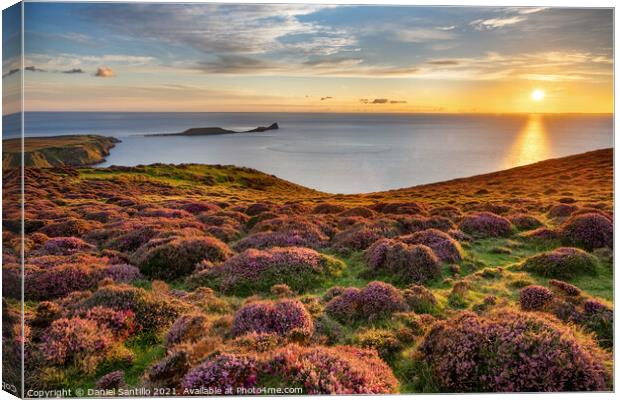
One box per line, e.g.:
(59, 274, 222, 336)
(531, 89, 545, 102)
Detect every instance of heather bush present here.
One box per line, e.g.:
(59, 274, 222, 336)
(521, 247, 598, 278)
(338, 207, 375, 218)
(548, 204, 578, 218)
(312, 314, 346, 345)
(312, 203, 346, 214)
(548, 279, 581, 296)
(364, 239, 441, 284)
(398, 216, 454, 234)
(165, 313, 210, 348)
(96, 370, 126, 390)
(199, 247, 344, 295)
(270, 284, 294, 298)
(103, 263, 142, 283)
(234, 230, 326, 251)
(508, 214, 544, 231)
(353, 329, 403, 361)
(181, 353, 260, 392)
(324, 288, 361, 324)
(269, 344, 399, 394)
(41, 237, 94, 255)
(325, 282, 406, 323)
(40, 317, 112, 373)
(560, 213, 613, 251)
(358, 281, 407, 321)
(25, 264, 106, 300)
(402, 285, 438, 314)
(400, 229, 463, 262)
(419, 310, 611, 392)
(134, 236, 232, 280)
(519, 285, 553, 311)
(78, 283, 187, 332)
(582, 300, 613, 349)
(458, 212, 512, 237)
(182, 287, 231, 314)
(429, 205, 462, 221)
(40, 218, 100, 237)
(519, 227, 559, 242)
(146, 351, 191, 389)
(332, 220, 399, 253)
(231, 299, 313, 337)
(82, 307, 137, 340)
(374, 201, 427, 215)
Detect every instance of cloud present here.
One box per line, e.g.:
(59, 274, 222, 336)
(197, 55, 278, 74)
(62, 68, 85, 74)
(427, 60, 459, 65)
(516, 7, 547, 15)
(394, 28, 456, 43)
(320, 96, 332, 100)
(470, 16, 526, 30)
(359, 98, 406, 105)
(436, 25, 456, 31)
(95, 67, 115, 77)
(25, 66, 46, 72)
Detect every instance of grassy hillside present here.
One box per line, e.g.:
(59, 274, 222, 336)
(2, 135, 120, 169)
(2, 148, 613, 394)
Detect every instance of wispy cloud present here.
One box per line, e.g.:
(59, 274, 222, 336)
(62, 68, 85, 74)
(470, 16, 526, 30)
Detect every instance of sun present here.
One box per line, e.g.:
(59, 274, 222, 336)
(531, 89, 545, 102)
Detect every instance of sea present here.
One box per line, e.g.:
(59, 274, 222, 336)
(3, 112, 613, 194)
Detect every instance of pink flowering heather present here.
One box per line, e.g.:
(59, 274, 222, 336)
(373, 201, 427, 215)
(181, 353, 260, 392)
(269, 344, 398, 394)
(400, 228, 463, 262)
(548, 204, 578, 218)
(95, 370, 126, 390)
(312, 203, 346, 214)
(398, 216, 455, 234)
(147, 351, 191, 389)
(245, 202, 274, 216)
(548, 279, 581, 296)
(519, 227, 559, 241)
(41, 236, 95, 255)
(324, 287, 362, 324)
(358, 281, 407, 321)
(81, 306, 137, 340)
(521, 247, 597, 279)
(419, 310, 611, 392)
(40, 217, 101, 237)
(234, 230, 327, 251)
(40, 317, 112, 372)
(103, 263, 142, 283)
(231, 299, 313, 337)
(139, 207, 195, 219)
(402, 285, 438, 314)
(519, 285, 553, 311)
(508, 214, 544, 231)
(458, 212, 512, 237)
(134, 235, 232, 280)
(364, 239, 441, 284)
(429, 205, 463, 221)
(338, 207, 375, 218)
(201, 247, 344, 295)
(25, 264, 106, 300)
(165, 313, 210, 348)
(560, 213, 613, 251)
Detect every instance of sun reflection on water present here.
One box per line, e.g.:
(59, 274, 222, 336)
(504, 114, 551, 169)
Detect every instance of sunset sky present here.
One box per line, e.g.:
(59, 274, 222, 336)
(2, 3, 614, 114)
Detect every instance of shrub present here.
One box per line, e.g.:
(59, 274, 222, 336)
(82, 307, 137, 340)
(325, 282, 406, 323)
(234, 231, 326, 251)
(560, 213, 613, 251)
(25, 264, 106, 301)
(269, 344, 398, 394)
(364, 239, 441, 285)
(312, 314, 346, 345)
(146, 351, 191, 389)
(521, 247, 598, 279)
(338, 207, 375, 218)
(400, 229, 462, 262)
(104, 264, 142, 283)
(548, 204, 578, 218)
(402, 285, 437, 314)
(548, 279, 581, 296)
(182, 353, 260, 392)
(166, 313, 210, 348)
(519, 227, 559, 241)
(419, 310, 611, 392)
(270, 284, 294, 298)
(312, 203, 346, 214)
(458, 212, 512, 237)
(200, 247, 344, 295)
(40, 317, 112, 373)
(40, 218, 100, 237)
(519, 285, 553, 311)
(353, 329, 403, 361)
(358, 281, 407, 321)
(78, 284, 186, 332)
(41, 237, 94, 255)
(96, 371, 125, 390)
(324, 288, 362, 324)
(134, 236, 232, 280)
(582, 300, 613, 349)
(231, 299, 313, 337)
(508, 214, 544, 231)
(374, 201, 427, 215)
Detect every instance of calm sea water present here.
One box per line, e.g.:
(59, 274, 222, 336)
(5, 112, 613, 193)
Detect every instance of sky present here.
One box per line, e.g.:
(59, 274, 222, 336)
(2, 3, 614, 114)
